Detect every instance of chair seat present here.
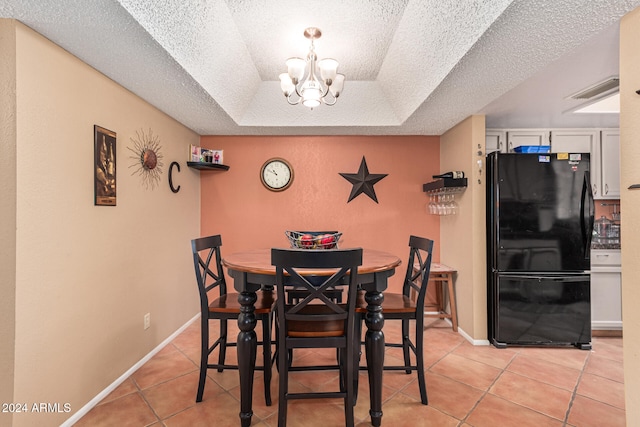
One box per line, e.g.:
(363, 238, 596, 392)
(355, 291, 416, 314)
(209, 290, 275, 314)
(287, 305, 345, 337)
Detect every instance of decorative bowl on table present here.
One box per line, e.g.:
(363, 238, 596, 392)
(285, 231, 342, 250)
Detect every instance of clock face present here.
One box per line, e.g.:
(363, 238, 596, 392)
(260, 158, 293, 191)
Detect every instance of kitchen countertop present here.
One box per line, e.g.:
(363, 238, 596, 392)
(591, 244, 621, 250)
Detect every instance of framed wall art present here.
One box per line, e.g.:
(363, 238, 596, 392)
(94, 125, 117, 206)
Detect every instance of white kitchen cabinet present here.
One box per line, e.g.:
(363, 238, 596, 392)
(600, 129, 620, 198)
(487, 128, 620, 199)
(550, 130, 600, 198)
(591, 249, 622, 331)
(486, 130, 506, 154)
(550, 130, 599, 154)
(506, 130, 549, 152)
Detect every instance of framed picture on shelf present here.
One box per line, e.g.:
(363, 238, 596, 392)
(210, 150, 223, 164)
(189, 144, 201, 162)
(94, 125, 117, 206)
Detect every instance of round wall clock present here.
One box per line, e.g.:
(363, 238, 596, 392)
(260, 157, 294, 192)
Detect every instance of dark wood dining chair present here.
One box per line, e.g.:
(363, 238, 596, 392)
(271, 247, 363, 427)
(357, 235, 434, 405)
(191, 235, 275, 405)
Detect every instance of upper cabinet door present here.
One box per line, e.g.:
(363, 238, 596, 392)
(486, 130, 506, 154)
(600, 130, 620, 199)
(550, 130, 599, 153)
(506, 130, 549, 152)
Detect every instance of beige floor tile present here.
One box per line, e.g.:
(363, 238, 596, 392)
(431, 353, 502, 390)
(403, 371, 484, 420)
(590, 337, 624, 362)
(466, 394, 564, 427)
(489, 371, 572, 421)
(131, 348, 198, 390)
(162, 392, 243, 427)
(74, 316, 627, 426)
(452, 340, 518, 369)
(377, 392, 460, 427)
(74, 392, 158, 427)
(507, 353, 581, 391)
(516, 346, 589, 371)
(142, 371, 226, 420)
(585, 353, 625, 383)
(98, 377, 139, 405)
(576, 372, 626, 409)
(567, 394, 626, 427)
(264, 398, 353, 427)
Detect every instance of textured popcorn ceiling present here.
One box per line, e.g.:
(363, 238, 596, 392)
(1, 0, 638, 135)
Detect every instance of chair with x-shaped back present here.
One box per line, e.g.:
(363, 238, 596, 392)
(272, 247, 362, 427)
(191, 234, 275, 404)
(357, 235, 434, 405)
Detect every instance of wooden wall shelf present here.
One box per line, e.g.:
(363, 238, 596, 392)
(187, 162, 230, 171)
(422, 178, 467, 193)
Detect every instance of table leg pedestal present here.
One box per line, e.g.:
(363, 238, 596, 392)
(237, 291, 257, 427)
(364, 290, 384, 427)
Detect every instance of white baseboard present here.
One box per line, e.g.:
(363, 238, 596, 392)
(61, 313, 200, 426)
(457, 325, 491, 346)
(426, 315, 491, 346)
(592, 320, 623, 330)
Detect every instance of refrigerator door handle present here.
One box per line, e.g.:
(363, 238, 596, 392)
(499, 274, 589, 282)
(580, 171, 595, 259)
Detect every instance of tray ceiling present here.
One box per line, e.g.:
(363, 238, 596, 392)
(1, 0, 637, 135)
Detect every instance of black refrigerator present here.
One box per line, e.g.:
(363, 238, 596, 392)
(486, 152, 594, 350)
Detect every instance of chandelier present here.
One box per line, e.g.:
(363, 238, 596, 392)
(279, 27, 345, 109)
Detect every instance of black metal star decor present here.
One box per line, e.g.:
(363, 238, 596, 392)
(340, 156, 388, 203)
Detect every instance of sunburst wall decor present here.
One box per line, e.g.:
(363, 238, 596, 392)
(128, 128, 164, 189)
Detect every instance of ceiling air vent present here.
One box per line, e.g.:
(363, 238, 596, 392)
(568, 77, 619, 100)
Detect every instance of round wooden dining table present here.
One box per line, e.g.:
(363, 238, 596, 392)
(222, 247, 401, 427)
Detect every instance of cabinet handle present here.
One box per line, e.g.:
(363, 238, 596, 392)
(605, 184, 609, 195)
(593, 184, 598, 195)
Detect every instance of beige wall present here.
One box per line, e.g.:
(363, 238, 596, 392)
(0, 19, 17, 418)
(440, 115, 487, 341)
(2, 21, 202, 427)
(620, 8, 640, 426)
(199, 135, 440, 293)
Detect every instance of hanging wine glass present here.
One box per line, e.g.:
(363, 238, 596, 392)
(428, 194, 437, 214)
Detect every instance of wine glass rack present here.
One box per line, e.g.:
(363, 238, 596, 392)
(422, 178, 468, 194)
(423, 178, 468, 216)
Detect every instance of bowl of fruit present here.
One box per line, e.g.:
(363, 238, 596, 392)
(285, 230, 342, 250)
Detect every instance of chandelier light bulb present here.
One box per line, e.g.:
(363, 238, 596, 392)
(330, 74, 345, 97)
(279, 73, 295, 96)
(318, 58, 338, 82)
(281, 27, 344, 108)
(286, 57, 305, 83)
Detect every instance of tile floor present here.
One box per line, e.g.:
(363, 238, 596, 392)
(75, 318, 625, 427)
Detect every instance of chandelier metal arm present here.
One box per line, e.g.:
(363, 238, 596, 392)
(280, 27, 344, 109)
(286, 82, 338, 106)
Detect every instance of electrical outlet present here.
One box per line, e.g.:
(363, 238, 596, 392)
(144, 313, 151, 330)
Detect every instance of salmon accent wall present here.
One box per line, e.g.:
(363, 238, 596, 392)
(200, 135, 440, 292)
